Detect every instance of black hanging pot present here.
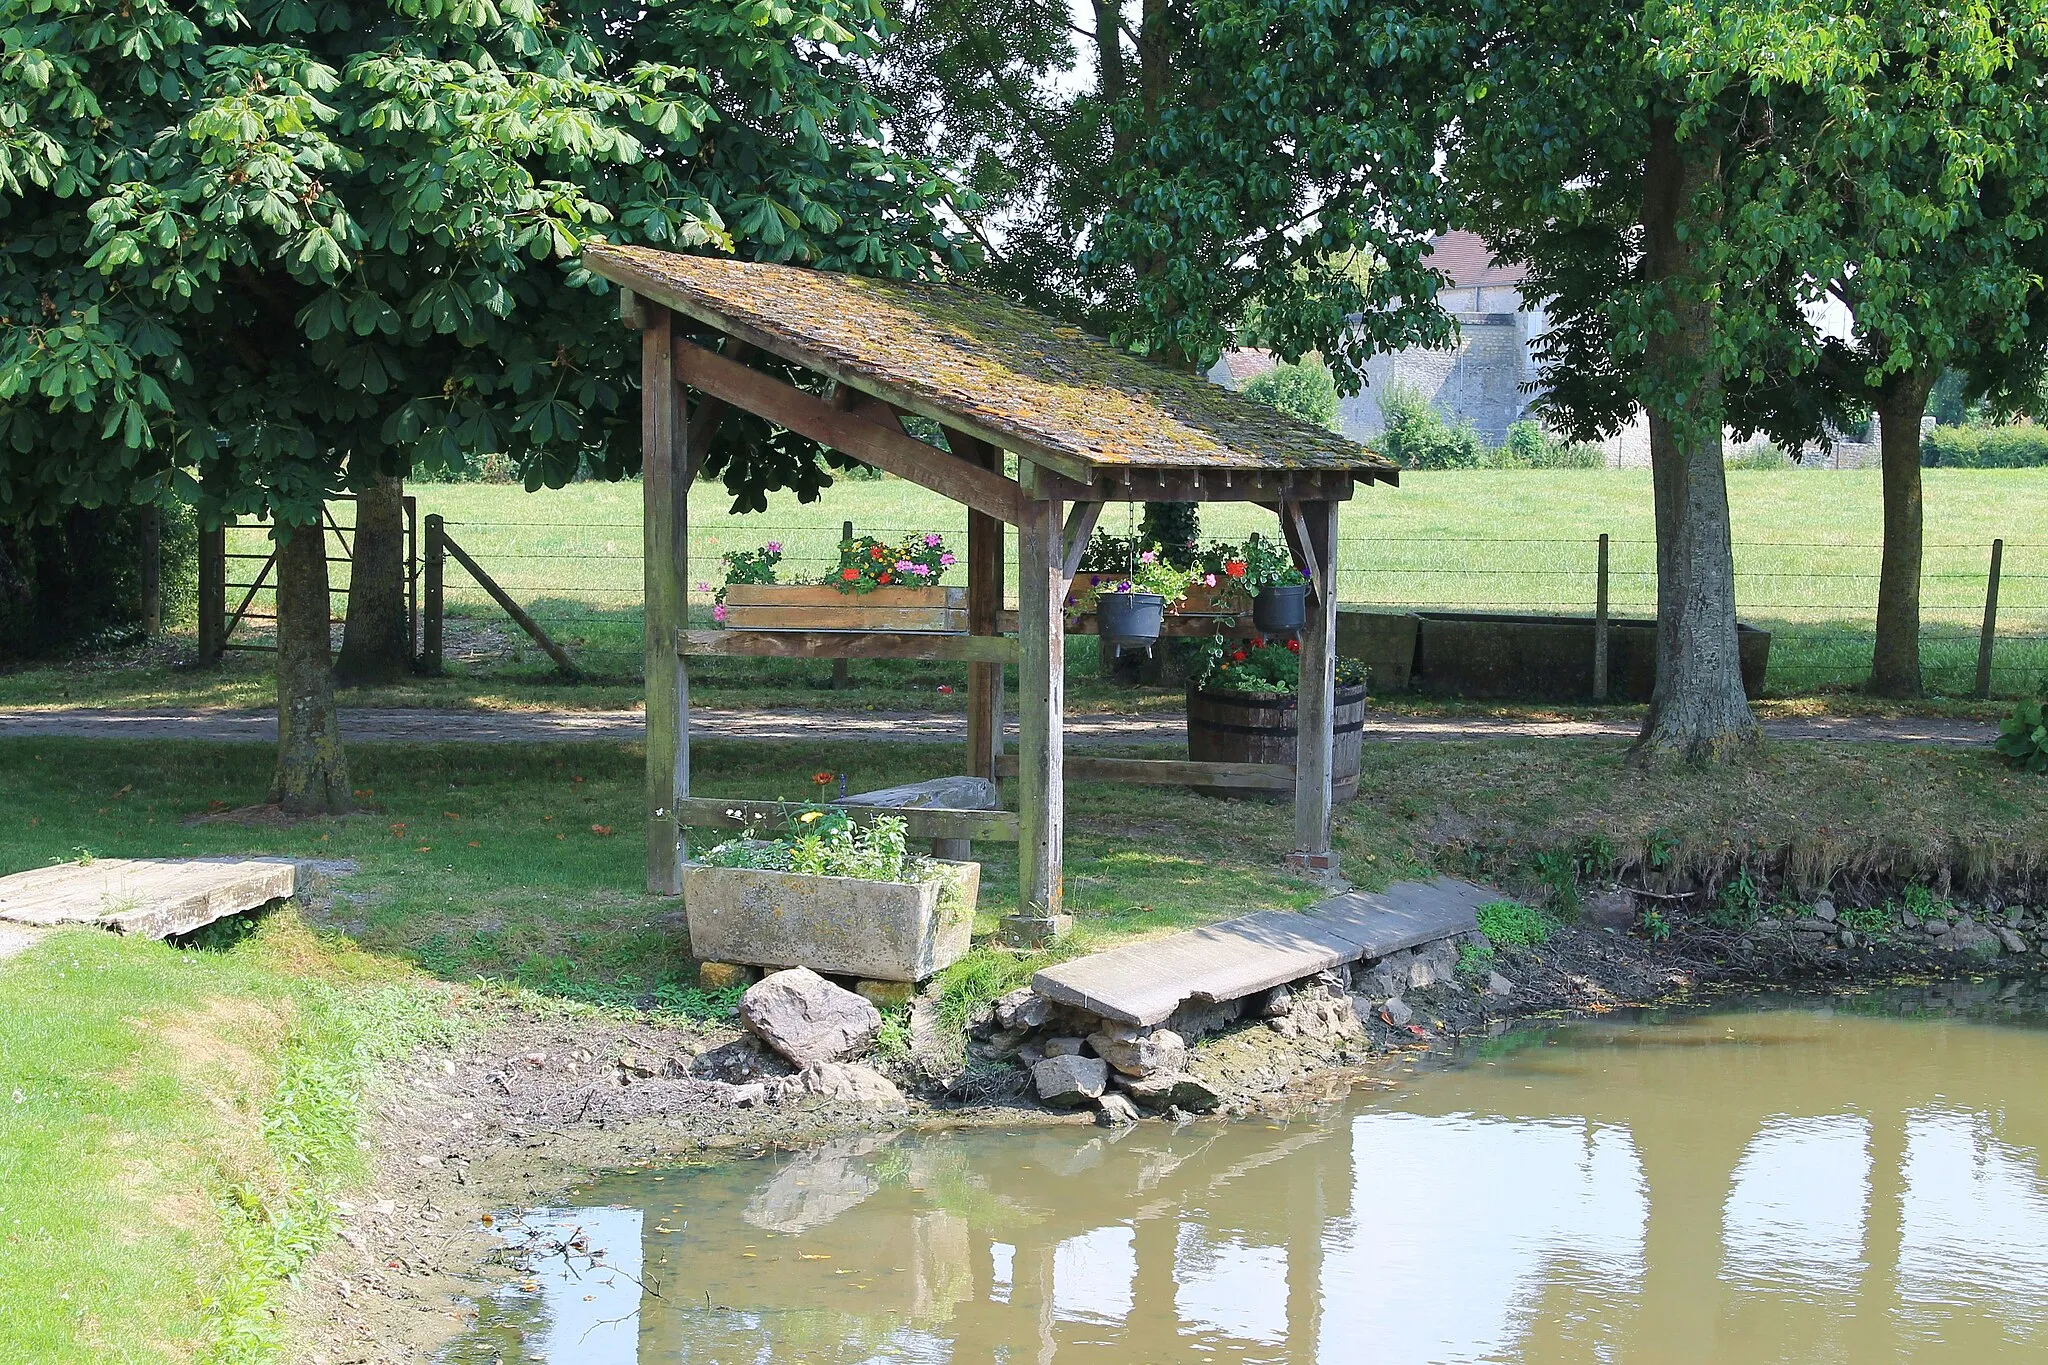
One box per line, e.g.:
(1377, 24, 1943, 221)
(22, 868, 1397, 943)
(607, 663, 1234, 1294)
(1252, 583, 1309, 634)
(1096, 591, 1166, 657)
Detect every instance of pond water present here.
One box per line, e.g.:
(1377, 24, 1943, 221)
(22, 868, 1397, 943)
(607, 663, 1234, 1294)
(445, 980, 2048, 1363)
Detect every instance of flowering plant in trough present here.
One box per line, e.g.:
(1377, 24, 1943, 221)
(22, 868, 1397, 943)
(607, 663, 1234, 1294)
(1193, 635, 1370, 696)
(833, 532, 955, 593)
(1203, 532, 1302, 591)
(713, 542, 782, 622)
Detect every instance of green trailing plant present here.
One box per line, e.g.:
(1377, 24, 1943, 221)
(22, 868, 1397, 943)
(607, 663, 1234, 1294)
(1837, 904, 1892, 942)
(1641, 909, 1673, 942)
(1191, 637, 1369, 696)
(712, 542, 782, 624)
(1476, 899, 1552, 947)
(1996, 701, 2048, 772)
(1708, 869, 1763, 931)
(699, 808, 920, 884)
(1456, 941, 1498, 978)
(1527, 848, 1582, 918)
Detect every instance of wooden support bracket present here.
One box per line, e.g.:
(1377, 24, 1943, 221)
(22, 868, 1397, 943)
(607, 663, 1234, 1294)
(1059, 501, 1104, 594)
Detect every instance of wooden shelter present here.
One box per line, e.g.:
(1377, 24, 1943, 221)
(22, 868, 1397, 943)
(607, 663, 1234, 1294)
(583, 244, 1398, 941)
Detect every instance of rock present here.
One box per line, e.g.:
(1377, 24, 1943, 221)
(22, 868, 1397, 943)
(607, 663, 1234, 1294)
(1793, 931, 1828, 951)
(984, 1027, 1031, 1058)
(1353, 953, 1409, 1001)
(1043, 1036, 1087, 1058)
(691, 1035, 794, 1084)
(1900, 909, 1921, 930)
(1016, 1043, 1047, 1068)
(614, 1051, 658, 1080)
(779, 1062, 907, 1113)
(1814, 894, 1836, 915)
(1033, 1054, 1108, 1106)
(1266, 1016, 1300, 1038)
(855, 980, 915, 1010)
(1998, 926, 2030, 955)
(1813, 899, 1838, 923)
(1406, 939, 1460, 991)
(1288, 991, 1363, 1041)
(1095, 1092, 1141, 1127)
(994, 987, 1053, 1032)
(1838, 930, 1858, 951)
(1486, 972, 1515, 998)
(1112, 1071, 1222, 1113)
(1259, 985, 1294, 1019)
(906, 997, 967, 1087)
(1792, 917, 1834, 933)
(1582, 888, 1636, 930)
(1949, 919, 2002, 961)
(739, 968, 882, 1067)
(1087, 1026, 1187, 1079)
(1379, 996, 1414, 1027)
(715, 1081, 768, 1108)
(698, 960, 761, 991)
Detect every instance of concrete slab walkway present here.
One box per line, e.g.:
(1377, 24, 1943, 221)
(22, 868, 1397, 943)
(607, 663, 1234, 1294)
(1031, 876, 1493, 1026)
(0, 858, 296, 939)
(0, 706, 1999, 748)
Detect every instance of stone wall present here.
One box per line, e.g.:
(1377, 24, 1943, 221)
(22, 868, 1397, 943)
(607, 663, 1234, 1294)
(1336, 310, 1540, 447)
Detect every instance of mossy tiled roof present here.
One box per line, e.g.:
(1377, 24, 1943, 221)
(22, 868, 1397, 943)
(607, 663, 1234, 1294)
(584, 245, 1392, 478)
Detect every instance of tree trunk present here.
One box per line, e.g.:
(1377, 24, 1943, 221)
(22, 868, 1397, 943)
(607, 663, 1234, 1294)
(333, 472, 410, 686)
(270, 523, 353, 815)
(1869, 372, 1934, 697)
(1633, 115, 1760, 764)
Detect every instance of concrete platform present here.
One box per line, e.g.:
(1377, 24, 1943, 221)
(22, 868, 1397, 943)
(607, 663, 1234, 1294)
(0, 858, 296, 940)
(1031, 876, 1492, 1026)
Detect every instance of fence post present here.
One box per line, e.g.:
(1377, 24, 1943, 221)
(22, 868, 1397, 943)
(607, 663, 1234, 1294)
(832, 518, 853, 691)
(422, 514, 445, 676)
(140, 505, 161, 638)
(1592, 533, 1611, 702)
(197, 521, 226, 666)
(1976, 537, 2004, 699)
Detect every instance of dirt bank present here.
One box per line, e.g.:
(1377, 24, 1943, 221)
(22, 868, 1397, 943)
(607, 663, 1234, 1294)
(288, 908, 2036, 1365)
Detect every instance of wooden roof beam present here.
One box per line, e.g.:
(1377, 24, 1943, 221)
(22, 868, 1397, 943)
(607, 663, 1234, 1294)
(672, 339, 1026, 526)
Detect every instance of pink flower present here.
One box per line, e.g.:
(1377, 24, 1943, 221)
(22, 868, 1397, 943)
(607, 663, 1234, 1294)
(764, 541, 783, 554)
(712, 603, 727, 623)
(895, 560, 914, 572)
(924, 533, 943, 547)
(1139, 550, 1157, 564)
(909, 563, 931, 576)
(937, 684, 954, 694)
(696, 581, 710, 592)
(1203, 573, 1216, 587)
(939, 553, 956, 567)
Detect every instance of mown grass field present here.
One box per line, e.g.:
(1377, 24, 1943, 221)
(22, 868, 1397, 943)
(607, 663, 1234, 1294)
(6, 468, 2047, 709)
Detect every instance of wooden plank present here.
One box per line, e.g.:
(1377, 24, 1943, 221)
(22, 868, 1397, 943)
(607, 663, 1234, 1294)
(0, 858, 297, 940)
(1098, 469, 1361, 504)
(1030, 876, 1490, 1026)
(1292, 500, 1340, 868)
(1015, 463, 1065, 925)
(673, 340, 1026, 525)
(724, 605, 967, 632)
(674, 797, 1018, 842)
(676, 338, 748, 485)
(679, 630, 1016, 663)
(643, 305, 688, 895)
(994, 753, 1293, 792)
(841, 776, 999, 811)
(441, 534, 584, 678)
(725, 585, 963, 610)
(962, 433, 1006, 783)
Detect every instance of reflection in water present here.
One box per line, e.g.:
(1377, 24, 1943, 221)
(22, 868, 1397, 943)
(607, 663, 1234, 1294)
(446, 980, 2048, 1364)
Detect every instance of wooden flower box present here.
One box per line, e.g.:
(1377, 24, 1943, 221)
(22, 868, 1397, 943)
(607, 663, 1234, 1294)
(681, 859, 981, 982)
(722, 583, 967, 633)
(1068, 574, 1247, 618)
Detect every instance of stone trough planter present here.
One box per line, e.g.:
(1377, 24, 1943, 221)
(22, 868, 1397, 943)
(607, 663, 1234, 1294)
(682, 860, 980, 983)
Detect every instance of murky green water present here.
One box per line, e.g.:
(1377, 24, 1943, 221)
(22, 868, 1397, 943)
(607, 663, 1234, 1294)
(447, 980, 2048, 1363)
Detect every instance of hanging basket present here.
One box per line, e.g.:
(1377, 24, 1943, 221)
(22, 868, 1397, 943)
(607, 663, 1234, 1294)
(1096, 591, 1167, 656)
(1252, 583, 1309, 634)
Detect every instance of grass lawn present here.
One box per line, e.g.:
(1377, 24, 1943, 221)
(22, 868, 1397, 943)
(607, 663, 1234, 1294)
(5, 467, 2048, 711)
(3, 729, 2046, 1359)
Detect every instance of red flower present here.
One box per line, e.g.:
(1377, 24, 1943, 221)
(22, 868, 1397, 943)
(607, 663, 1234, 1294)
(1231, 649, 1247, 662)
(1224, 560, 1247, 579)
(812, 771, 834, 785)
(1251, 637, 1265, 649)
(1286, 639, 1300, 653)
(878, 573, 892, 584)
(870, 546, 886, 559)
(841, 567, 860, 581)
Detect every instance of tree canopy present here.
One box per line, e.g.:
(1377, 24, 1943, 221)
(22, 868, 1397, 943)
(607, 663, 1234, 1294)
(0, 0, 975, 526)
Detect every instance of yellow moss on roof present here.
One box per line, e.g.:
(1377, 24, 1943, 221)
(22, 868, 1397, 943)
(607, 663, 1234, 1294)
(584, 245, 1392, 476)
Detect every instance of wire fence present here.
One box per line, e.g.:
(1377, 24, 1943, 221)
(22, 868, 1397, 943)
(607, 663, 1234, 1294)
(220, 514, 2048, 698)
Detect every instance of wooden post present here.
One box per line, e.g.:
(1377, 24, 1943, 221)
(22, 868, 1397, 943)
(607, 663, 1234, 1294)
(421, 514, 445, 676)
(197, 521, 226, 666)
(965, 444, 1006, 782)
(1009, 462, 1066, 941)
(140, 505, 161, 638)
(1593, 532, 1611, 702)
(1976, 537, 2004, 700)
(1287, 500, 1341, 875)
(643, 306, 690, 895)
(832, 518, 853, 691)
(404, 494, 419, 664)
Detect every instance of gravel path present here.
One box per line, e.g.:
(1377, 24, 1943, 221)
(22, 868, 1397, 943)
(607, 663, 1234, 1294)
(0, 705, 1999, 748)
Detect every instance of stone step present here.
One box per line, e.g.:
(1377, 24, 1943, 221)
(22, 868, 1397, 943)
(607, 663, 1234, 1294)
(1031, 876, 1493, 1026)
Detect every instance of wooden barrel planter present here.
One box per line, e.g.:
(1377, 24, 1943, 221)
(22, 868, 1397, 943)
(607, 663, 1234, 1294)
(1186, 683, 1367, 801)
